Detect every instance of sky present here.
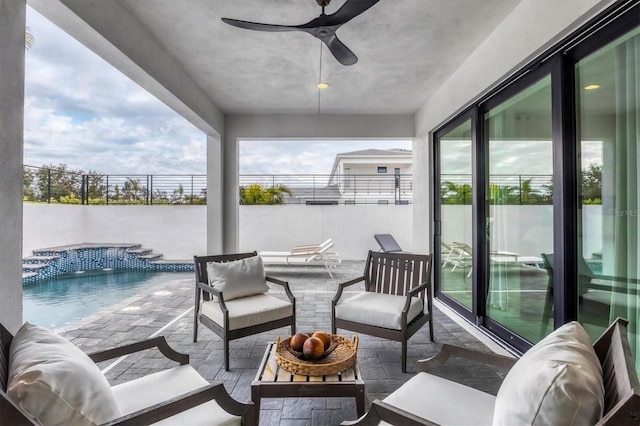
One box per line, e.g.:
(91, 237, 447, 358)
(24, 8, 411, 176)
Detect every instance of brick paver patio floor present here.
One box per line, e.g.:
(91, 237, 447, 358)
(57, 260, 507, 425)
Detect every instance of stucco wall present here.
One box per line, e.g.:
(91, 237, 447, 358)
(23, 204, 414, 261)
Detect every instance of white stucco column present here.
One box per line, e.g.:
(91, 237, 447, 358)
(206, 133, 224, 254)
(222, 131, 239, 253)
(0, 0, 26, 333)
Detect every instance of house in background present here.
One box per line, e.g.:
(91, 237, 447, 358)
(291, 148, 413, 205)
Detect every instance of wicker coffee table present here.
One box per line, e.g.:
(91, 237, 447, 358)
(251, 341, 365, 422)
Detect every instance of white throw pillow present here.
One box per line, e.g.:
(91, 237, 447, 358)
(493, 321, 604, 426)
(7, 322, 122, 426)
(207, 255, 269, 301)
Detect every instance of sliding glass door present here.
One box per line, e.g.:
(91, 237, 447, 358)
(432, 2, 639, 359)
(575, 26, 640, 368)
(483, 75, 554, 344)
(436, 119, 473, 310)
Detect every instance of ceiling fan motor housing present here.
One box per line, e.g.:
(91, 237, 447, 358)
(316, 0, 332, 7)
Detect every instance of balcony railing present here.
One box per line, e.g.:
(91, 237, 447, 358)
(23, 165, 553, 206)
(23, 165, 416, 206)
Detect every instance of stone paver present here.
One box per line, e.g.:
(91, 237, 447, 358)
(58, 261, 506, 425)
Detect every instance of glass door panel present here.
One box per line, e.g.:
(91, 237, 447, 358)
(485, 75, 554, 343)
(575, 27, 640, 369)
(438, 119, 473, 309)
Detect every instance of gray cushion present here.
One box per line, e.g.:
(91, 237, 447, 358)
(206, 256, 268, 301)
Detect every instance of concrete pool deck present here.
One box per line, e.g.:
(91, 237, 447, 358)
(56, 260, 509, 425)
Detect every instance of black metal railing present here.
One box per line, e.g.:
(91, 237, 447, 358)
(23, 165, 554, 206)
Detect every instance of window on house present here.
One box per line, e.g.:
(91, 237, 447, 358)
(377, 167, 387, 173)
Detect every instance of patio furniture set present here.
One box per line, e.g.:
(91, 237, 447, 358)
(2, 241, 638, 425)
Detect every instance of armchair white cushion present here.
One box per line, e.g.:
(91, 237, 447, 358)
(7, 322, 122, 426)
(112, 364, 240, 425)
(334, 293, 423, 330)
(493, 321, 604, 425)
(382, 370, 496, 425)
(206, 255, 269, 300)
(201, 293, 293, 330)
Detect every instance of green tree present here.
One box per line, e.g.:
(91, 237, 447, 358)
(581, 163, 602, 204)
(34, 164, 83, 202)
(171, 184, 186, 204)
(441, 182, 472, 205)
(23, 167, 35, 201)
(86, 172, 106, 202)
(267, 184, 293, 204)
(239, 183, 292, 205)
(518, 179, 542, 205)
(122, 178, 146, 203)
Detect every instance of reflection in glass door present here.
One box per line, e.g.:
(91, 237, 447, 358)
(484, 75, 554, 343)
(438, 119, 473, 310)
(575, 27, 640, 369)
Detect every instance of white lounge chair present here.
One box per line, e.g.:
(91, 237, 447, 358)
(259, 239, 341, 277)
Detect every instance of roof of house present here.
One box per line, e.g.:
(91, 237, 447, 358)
(330, 148, 412, 177)
(336, 149, 412, 156)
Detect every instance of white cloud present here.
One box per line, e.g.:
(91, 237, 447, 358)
(25, 7, 206, 175)
(25, 7, 415, 178)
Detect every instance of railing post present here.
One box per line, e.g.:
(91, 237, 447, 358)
(191, 175, 194, 205)
(519, 174, 523, 205)
(81, 174, 87, 205)
(47, 168, 51, 204)
(106, 175, 109, 205)
(147, 175, 151, 205)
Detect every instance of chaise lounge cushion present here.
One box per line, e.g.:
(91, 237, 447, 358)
(334, 292, 423, 330)
(111, 364, 240, 425)
(7, 322, 122, 426)
(493, 321, 604, 425)
(207, 255, 269, 301)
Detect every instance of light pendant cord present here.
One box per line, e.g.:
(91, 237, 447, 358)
(318, 41, 323, 114)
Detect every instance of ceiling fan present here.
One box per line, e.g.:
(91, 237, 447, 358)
(221, 0, 380, 66)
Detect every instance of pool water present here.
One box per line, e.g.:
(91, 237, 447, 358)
(23, 269, 192, 329)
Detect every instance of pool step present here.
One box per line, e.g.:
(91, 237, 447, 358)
(139, 253, 163, 260)
(22, 243, 193, 283)
(24, 254, 61, 263)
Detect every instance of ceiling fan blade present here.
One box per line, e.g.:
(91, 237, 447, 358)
(324, 0, 380, 26)
(221, 18, 302, 32)
(324, 34, 358, 66)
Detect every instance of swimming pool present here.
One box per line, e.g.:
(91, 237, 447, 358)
(23, 269, 192, 330)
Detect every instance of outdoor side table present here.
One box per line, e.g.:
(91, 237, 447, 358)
(251, 341, 366, 422)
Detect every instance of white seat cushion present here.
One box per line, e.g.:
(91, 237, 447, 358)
(335, 292, 423, 330)
(493, 321, 604, 425)
(201, 293, 293, 330)
(7, 323, 122, 426)
(382, 372, 496, 425)
(111, 364, 240, 425)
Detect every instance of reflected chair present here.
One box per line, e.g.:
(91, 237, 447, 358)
(193, 252, 296, 371)
(332, 250, 434, 372)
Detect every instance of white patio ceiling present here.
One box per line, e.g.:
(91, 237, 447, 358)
(28, 0, 522, 122)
